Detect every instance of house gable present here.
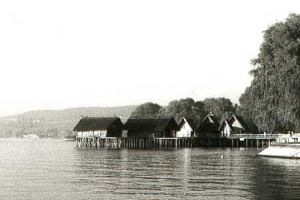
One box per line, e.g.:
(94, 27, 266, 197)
(177, 118, 195, 137)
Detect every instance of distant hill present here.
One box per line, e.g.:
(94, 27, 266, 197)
(0, 106, 137, 138)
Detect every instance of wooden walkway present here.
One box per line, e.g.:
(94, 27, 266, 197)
(76, 136, 197, 149)
(226, 133, 282, 140)
(218, 133, 284, 148)
(75, 134, 284, 149)
(154, 138, 195, 148)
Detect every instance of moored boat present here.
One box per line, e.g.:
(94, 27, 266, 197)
(64, 135, 76, 141)
(258, 133, 300, 158)
(23, 134, 40, 139)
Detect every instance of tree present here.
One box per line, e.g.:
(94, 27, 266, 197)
(235, 104, 259, 133)
(133, 97, 236, 123)
(130, 102, 162, 117)
(239, 14, 300, 133)
(159, 98, 206, 122)
(159, 98, 194, 121)
(203, 97, 236, 120)
(192, 101, 207, 121)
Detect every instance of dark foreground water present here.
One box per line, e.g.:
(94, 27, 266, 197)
(0, 139, 300, 200)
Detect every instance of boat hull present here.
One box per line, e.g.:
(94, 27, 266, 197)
(258, 143, 300, 158)
(23, 134, 40, 139)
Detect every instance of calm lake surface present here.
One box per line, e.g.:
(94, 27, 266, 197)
(0, 139, 300, 200)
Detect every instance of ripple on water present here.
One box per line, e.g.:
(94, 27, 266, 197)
(0, 139, 300, 200)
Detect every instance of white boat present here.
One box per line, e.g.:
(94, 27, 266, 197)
(64, 136, 76, 141)
(258, 133, 300, 158)
(23, 134, 40, 139)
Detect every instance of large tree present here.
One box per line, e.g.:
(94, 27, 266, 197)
(239, 14, 300, 133)
(159, 98, 206, 122)
(130, 102, 162, 117)
(203, 97, 236, 120)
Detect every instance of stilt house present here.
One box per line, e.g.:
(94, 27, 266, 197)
(219, 115, 247, 137)
(197, 113, 220, 138)
(73, 117, 124, 138)
(124, 117, 178, 138)
(177, 117, 197, 138)
(228, 115, 246, 134)
(218, 119, 232, 137)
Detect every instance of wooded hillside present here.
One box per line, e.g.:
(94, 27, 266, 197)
(0, 106, 136, 137)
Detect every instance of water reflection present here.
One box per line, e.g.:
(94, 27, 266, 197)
(73, 148, 260, 199)
(0, 139, 300, 200)
(250, 157, 300, 200)
(71, 147, 300, 200)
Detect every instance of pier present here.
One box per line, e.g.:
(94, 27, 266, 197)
(200, 133, 283, 148)
(75, 133, 283, 149)
(76, 136, 197, 149)
(73, 116, 286, 149)
(225, 133, 282, 148)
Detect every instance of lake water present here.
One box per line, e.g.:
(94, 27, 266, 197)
(0, 139, 300, 200)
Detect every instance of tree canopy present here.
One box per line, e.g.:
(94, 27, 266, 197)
(130, 102, 162, 117)
(239, 14, 300, 133)
(203, 97, 236, 121)
(132, 97, 235, 123)
(159, 98, 206, 122)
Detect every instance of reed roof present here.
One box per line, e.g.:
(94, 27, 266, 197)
(124, 117, 178, 132)
(73, 117, 123, 131)
(178, 117, 197, 131)
(228, 115, 247, 130)
(197, 113, 220, 133)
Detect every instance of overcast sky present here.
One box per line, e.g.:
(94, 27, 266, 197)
(0, 0, 299, 116)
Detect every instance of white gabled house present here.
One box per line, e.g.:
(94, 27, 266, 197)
(219, 115, 247, 137)
(176, 117, 197, 138)
(219, 119, 232, 137)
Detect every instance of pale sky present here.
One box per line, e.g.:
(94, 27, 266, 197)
(0, 0, 299, 116)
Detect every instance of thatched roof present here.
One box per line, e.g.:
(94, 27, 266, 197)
(197, 113, 219, 133)
(218, 115, 248, 133)
(124, 117, 178, 132)
(73, 117, 123, 131)
(178, 117, 197, 131)
(228, 115, 247, 131)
